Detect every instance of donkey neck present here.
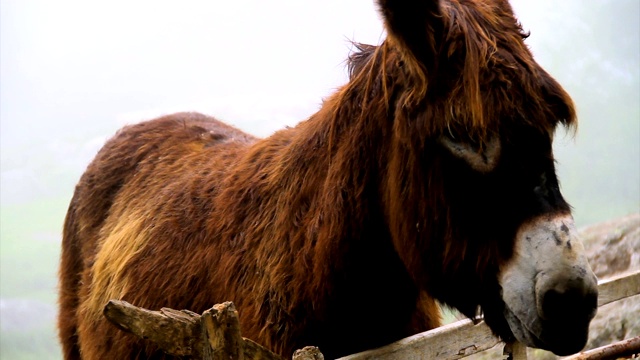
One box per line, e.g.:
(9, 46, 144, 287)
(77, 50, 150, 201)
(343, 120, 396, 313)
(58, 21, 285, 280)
(267, 93, 421, 356)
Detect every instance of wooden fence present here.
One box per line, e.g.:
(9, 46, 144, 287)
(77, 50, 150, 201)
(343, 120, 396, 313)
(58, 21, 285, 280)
(104, 269, 639, 360)
(337, 270, 640, 360)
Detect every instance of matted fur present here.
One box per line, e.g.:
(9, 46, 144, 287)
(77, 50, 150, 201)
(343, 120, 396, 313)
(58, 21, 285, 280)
(58, 1, 578, 359)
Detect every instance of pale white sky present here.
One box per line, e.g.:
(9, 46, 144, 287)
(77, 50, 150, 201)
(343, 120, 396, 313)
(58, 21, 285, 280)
(7, 0, 639, 226)
(1, 0, 558, 140)
(1, 1, 382, 139)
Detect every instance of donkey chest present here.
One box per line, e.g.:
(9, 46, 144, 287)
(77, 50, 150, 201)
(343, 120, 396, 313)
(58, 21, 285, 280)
(304, 249, 420, 357)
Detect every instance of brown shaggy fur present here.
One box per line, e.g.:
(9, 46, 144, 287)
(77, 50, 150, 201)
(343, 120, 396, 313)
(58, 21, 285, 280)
(58, 0, 577, 359)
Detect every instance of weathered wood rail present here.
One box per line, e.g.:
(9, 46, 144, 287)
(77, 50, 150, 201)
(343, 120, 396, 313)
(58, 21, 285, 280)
(104, 300, 324, 360)
(104, 269, 639, 360)
(336, 270, 640, 360)
(105, 213, 640, 359)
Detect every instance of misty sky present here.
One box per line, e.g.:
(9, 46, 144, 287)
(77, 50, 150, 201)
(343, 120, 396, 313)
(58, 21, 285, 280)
(1, 1, 381, 142)
(1, 1, 564, 142)
(1, 0, 638, 224)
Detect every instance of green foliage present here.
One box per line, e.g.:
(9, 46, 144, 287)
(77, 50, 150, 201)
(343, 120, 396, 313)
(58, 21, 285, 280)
(0, 323, 61, 360)
(0, 198, 67, 359)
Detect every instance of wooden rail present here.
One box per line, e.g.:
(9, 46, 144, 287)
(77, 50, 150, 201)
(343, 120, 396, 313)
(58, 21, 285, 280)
(563, 336, 640, 360)
(337, 270, 639, 360)
(104, 269, 639, 360)
(104, 300, 324, 360)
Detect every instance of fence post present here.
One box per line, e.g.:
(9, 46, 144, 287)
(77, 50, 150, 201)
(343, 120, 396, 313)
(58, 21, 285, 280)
(201, 302, 244, 360)
(103, 300, 285, 360)
(503, 341, 527, 360)
(293, 346, 325, 360)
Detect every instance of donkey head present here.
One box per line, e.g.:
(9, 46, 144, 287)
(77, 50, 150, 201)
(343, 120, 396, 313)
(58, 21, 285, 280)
(377, 0, 598, 355)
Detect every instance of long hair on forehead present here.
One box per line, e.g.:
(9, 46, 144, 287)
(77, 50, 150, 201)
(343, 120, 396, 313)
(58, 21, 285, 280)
(337, 0, 576, 145)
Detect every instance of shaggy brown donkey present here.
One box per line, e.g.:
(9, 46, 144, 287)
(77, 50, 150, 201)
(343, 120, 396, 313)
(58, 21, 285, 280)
(58, 0, 598, 359)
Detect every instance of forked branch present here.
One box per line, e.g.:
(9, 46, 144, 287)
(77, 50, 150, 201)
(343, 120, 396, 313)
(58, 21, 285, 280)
(563, 336, 640, 360)
(103, 300, 291, 360)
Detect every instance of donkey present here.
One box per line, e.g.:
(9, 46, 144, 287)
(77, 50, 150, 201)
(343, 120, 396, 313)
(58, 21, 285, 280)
(58, 0, 598, 359)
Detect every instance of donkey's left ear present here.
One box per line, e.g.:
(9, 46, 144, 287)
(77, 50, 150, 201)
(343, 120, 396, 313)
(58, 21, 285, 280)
(377, 0, 444, 70)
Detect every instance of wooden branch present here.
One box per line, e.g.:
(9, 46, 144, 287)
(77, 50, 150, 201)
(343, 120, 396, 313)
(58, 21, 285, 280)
(293, 347, 325, 360)
(563, 336, 640, 360)
(103, 300, 284, 360)
(503, 341, 527, 360)
(102, 215, 639, 360)
(243, 339, 288, 360)
(338, 269, 640, 360)
(337, 318, 501, 360)
(104, 266, 638, 360)
(103, 300, 201, 357)
(596, 269, 640, 307)
(201, 302, 244, 360)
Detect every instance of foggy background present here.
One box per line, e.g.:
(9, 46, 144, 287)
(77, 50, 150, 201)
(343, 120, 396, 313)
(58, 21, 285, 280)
(1, 0, 638, 358)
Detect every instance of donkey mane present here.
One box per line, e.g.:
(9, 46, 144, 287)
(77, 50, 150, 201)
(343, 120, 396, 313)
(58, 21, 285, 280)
(344, 1, 576, 142)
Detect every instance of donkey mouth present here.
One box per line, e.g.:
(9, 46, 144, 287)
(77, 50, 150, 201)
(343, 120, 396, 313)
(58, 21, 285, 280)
(504, 304, 590, 356)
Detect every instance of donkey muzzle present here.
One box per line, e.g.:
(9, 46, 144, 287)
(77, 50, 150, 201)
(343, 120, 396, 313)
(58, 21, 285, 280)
(500, 214, 598, 355)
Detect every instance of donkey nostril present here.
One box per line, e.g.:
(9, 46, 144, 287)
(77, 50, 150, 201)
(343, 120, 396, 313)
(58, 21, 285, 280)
(541, 285, 598, 322)
(541, 288, 563, 320)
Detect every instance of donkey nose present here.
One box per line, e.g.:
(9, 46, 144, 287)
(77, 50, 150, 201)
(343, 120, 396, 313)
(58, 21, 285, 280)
(539, 277, 598, 323)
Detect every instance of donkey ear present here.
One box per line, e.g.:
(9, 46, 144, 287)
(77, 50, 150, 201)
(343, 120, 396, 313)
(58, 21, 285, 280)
(377, 0, 444, 69)
(438, 134, 502, 173)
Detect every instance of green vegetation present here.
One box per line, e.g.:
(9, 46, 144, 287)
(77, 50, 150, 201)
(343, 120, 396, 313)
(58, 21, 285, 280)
(0, 323, 60, 360)
(1, 197, 67, 359)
